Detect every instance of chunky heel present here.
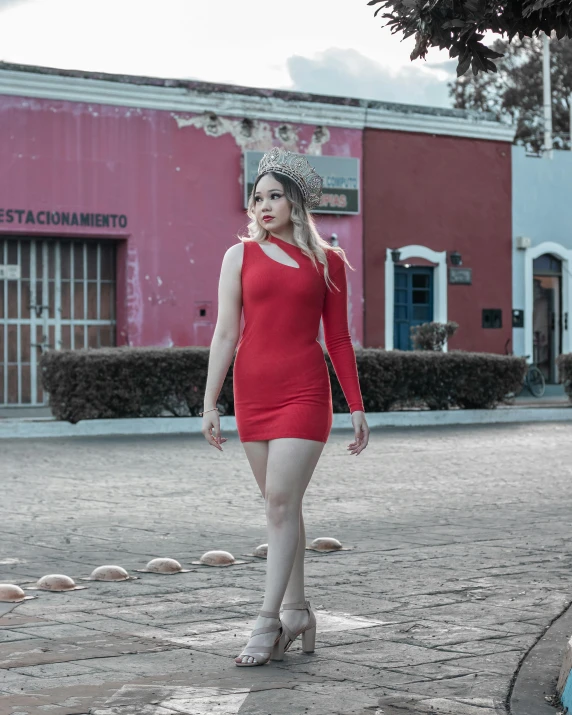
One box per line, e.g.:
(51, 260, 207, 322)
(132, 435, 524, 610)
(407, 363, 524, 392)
(301, 625, 316, 653)
(270, 632, 286, 661)
(280, 599, 317, 654)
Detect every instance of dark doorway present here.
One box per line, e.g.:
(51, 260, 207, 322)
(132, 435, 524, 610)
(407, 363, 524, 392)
(394, 266, 434, 350)
(532, 253, 562, 383)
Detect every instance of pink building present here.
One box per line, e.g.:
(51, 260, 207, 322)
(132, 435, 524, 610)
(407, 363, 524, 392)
(0, 63, 514, 407)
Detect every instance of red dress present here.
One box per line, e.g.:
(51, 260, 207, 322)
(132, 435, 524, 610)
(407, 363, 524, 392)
(233, 235, 364, 443)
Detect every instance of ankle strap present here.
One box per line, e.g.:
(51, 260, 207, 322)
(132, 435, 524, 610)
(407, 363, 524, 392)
(259, 609, 280, 618)
(281, 599, 310, 610)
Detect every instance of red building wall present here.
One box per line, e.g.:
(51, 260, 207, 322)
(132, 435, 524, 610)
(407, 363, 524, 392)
(0, 94, 365, 348)
(363, 129, 512, 352)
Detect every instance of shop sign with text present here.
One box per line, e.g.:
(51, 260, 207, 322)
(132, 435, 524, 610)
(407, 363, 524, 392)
(244, 152, 360, 215)
(0, 209, 128, 229)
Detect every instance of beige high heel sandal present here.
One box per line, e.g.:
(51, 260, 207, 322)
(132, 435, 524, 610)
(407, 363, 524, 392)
(234, 609, 286, 666)
(280, 599, 317, 653)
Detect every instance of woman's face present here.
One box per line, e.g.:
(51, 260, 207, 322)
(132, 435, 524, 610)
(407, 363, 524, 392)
(253, 173, 291, 234)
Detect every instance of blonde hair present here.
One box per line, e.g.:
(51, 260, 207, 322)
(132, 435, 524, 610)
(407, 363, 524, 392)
(242, 171, 355, 292)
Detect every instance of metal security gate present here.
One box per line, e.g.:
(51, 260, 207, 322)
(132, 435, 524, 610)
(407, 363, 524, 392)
(0, 237, 117, 406)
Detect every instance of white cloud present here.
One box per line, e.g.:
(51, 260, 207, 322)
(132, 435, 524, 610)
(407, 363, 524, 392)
(0, 0, 458, 107)
(286, 48, 456, 107)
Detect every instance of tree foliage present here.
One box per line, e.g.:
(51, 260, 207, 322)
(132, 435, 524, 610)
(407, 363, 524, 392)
(450, 35, 572, 151)
(367, 0, 572, 76)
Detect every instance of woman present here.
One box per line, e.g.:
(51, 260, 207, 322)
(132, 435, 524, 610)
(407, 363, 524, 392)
(200, 147, 369, 667)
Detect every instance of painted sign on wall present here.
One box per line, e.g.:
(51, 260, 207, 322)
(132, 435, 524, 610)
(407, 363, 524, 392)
(244, 151, 360, 215)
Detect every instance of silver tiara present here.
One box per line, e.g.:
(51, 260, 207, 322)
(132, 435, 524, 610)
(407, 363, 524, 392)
(257, 148, 323, 209)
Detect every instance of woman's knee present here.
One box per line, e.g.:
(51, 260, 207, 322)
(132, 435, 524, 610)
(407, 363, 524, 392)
(265, 491, 300, 526)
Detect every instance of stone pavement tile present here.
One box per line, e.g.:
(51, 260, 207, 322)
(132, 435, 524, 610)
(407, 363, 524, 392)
(442, 651, 523, 676)
(89, 604, 243, 626)
(80, 647, 228, 676)
(10, 623, 115, 640)
(0, 632, 170, 669)
(367, 620, 518, 649)
(0, 629, 36, 643)
(159, 586, 265, 609)
(375, 693, 504, 714)
(240, 680, 386, 715)
(0, 613, 51, 629)
(376, 672, 507, 700)
(10, 595, 111, 615)
(434, 635, 535, 656)
(0, 674, 224, 714)
(316, 639, 461, 669)
(396, 601, 549, 630)
(90, 684, 252, 715)
(480, 619, 545, 636)
(273, 655, 432, 688)
(10, 660, 105, 678)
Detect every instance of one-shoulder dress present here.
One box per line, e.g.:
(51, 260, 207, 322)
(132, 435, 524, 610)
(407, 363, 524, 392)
(233, 235, 365, 443)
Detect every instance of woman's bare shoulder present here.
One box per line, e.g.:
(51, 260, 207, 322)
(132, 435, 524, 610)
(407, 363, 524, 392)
(224, 241, 246, 265)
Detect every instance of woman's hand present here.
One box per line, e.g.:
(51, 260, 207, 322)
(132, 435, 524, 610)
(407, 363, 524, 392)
(348, 411, 369, 456)
(201, 410, 228, 451)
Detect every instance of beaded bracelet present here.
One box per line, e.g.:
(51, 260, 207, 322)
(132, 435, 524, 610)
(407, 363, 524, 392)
(199, 408, 219, 417)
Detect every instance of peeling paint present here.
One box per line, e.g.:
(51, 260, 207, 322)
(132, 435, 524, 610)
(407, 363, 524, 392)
(172, 112, 275, 152)
(307, 125, 331, 156)
(125, 245, 143, 346)
(274, 123, 299, 149)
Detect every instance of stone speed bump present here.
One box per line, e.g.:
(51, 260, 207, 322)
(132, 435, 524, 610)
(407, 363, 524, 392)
(191, 550, 248, 566)
(243, 543, 268, 558)
(0, 583, 36, 602)
(80, 565, 138, 581)
(25, 574, 87, 591)
(306, 537, 354, 552)
(136, 557, 191, 574)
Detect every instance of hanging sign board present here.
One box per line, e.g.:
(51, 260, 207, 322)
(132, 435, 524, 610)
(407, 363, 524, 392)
(0, 265, 20, 280)
(244, 151, 360, 215)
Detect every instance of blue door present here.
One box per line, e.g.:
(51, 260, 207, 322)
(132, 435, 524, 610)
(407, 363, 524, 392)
(394, 267, 434, 350)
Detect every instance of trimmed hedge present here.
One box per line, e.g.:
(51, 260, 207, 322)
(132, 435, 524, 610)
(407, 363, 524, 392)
(40, 347, 232, 423)
(557, 353, 572, 400)
(41, 346, 527, 423)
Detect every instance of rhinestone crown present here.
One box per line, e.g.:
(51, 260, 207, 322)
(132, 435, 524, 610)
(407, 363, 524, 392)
(257, 147, 323, 209)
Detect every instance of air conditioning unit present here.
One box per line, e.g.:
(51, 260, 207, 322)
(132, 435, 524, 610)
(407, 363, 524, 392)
(515, 236, 532, 250)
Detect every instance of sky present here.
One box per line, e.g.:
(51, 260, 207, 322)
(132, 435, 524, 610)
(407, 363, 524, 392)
(0, 0, 462, 108)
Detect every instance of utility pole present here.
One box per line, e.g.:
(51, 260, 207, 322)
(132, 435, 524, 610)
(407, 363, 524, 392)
(543, 32, 553, 158)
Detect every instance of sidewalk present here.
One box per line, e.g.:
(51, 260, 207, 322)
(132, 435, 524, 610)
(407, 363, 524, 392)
(1, 423, 572, 714)
(0, 388, 570, 440)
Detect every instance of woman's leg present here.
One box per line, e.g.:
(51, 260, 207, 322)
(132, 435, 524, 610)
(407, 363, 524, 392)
(242, 442, 308, 606)
(236, 437, 324, 664)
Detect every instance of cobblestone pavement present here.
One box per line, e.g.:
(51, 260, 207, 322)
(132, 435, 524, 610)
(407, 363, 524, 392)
(1, 424, 572, 715)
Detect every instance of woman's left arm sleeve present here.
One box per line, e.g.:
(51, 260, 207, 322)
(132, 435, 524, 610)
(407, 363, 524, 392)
(322, 255, 365, 414)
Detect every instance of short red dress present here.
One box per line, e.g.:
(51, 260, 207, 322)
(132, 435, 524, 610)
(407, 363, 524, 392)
(233, 235, 365, 443)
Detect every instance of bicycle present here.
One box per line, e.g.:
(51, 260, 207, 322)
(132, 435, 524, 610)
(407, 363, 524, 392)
(504, 339, 546, 398)
(523, 356, 546, 397)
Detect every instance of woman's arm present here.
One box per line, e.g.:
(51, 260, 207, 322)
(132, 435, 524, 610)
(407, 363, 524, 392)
(321, 252, 365, 414)
(203, 243, 244, 410)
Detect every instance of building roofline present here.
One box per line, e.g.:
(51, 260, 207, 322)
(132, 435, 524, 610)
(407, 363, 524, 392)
(0, 61, 516, 143)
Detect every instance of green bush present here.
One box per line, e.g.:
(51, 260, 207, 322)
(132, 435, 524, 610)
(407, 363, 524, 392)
(557, 353, 572, 401)
(341, 349, 526, 412)
(40, 346, 234, 424)
(41, 346, 527, 422)
(410, 321, 459, 351)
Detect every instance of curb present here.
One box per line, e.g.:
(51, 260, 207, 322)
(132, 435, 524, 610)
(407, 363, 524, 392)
(510, 601, 572, 714)
(0, 406, 571, 439)
(559, 636, 572, 711)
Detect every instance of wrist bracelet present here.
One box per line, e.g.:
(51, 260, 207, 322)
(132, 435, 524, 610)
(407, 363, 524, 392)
(199, 407, 219, 417)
